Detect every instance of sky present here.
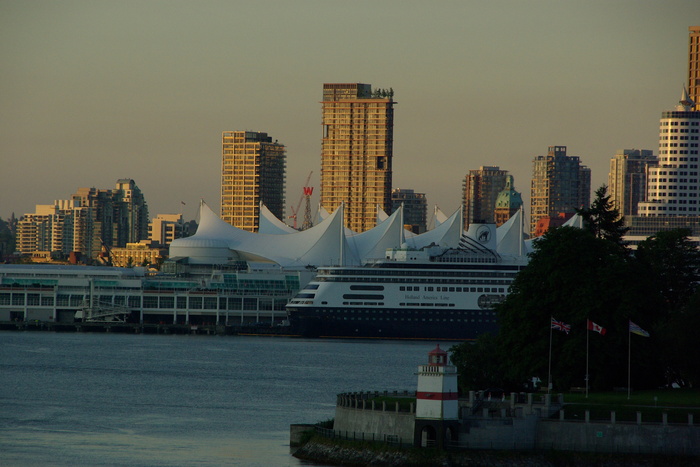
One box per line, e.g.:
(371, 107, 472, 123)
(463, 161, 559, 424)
(2, 1, 699, 227)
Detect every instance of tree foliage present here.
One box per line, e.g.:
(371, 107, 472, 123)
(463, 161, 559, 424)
(576, 185, 629, 247)
(493, 227, 631, 391)
(451, 190, 700, 392)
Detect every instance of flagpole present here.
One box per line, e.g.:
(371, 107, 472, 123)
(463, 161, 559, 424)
(628, 323, 631, 400)
(586, 320, 589, 399)
(548, 320, 553, 394)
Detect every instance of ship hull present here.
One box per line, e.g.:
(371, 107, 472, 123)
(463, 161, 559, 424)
(288, 306, 499, 341)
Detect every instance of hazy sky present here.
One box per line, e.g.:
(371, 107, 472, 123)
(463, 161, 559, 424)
(2, 1, 699, 226)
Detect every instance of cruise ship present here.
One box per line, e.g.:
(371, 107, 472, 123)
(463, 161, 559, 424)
(286, 223, 528, 340)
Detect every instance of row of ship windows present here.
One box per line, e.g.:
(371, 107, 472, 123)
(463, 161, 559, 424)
(400, 286, 505, 293)
(322, 308, 496, 315)
(337, 317, 496, 323)
(322, 269, 517, 277)
(340, 301, 458, 307)
(323, 278, 513, 285)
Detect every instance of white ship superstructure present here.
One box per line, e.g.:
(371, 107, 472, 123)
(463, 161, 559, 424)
(287, 223, 528, 340)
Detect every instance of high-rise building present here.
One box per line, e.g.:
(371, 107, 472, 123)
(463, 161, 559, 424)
(608, 149, 657, 218)
(113, 179, 150, 247)
(462, 166, 509, 229)
(623, 29, 700, 246)
(17, 202, 73, 256)
(689, 26, 700, 107)
(637, 92, 700, 218)
(530, 146, 591, 237)
(391, 188, 427, 234)
(149, 214, 189, 246)
(320, 83, 395, 232)
(494, 175, 523, 227)
(221, 131, 286, 232)
(17, 180, 149, 260)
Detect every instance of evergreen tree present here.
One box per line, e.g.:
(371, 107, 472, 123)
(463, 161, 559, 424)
(576, 185, 629, 247)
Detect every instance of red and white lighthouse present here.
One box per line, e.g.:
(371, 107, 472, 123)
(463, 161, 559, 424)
(414, 345, 460, 447)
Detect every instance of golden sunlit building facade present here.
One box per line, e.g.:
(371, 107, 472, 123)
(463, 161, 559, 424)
(221, 131, 286, 232)
(321, 83, 395, 232)
(689, 26, 700, 107)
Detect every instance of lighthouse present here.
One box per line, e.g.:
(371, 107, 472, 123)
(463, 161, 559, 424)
(414, 344, 460, 448)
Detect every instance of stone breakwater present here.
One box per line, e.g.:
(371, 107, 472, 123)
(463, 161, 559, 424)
(293, 438, 699, 467)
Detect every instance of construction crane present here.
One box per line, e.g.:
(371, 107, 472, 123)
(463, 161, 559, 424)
(301, 186, 314, 230)
(288, 171, 313, 230)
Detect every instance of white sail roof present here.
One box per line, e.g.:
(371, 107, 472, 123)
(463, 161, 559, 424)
(401, 207, 463, 250)
(496, 208, 526, 257)
(258, 203, 297, 234)
(346, 205, 405, 262)
(170, 201, 349, 267)
(377, 205, 389, 223)
(435, 206, 449, 226)
(170, 201, 530, 268)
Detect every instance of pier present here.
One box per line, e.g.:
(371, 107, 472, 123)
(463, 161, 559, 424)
(0, 320, 299, 337)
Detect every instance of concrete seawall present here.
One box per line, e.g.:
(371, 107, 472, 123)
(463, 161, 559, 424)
(535, 419, 700, 455)
(333, 391, 416, 445)
(318, 390, 700, 456)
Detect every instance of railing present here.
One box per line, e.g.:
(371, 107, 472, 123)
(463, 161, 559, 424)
(314, 425, 411, 447)
(337, 390, 416, 413)
(79, 300, 131, 322)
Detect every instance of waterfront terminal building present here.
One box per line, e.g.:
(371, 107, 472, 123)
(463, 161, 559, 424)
(0, 201, 529, 327)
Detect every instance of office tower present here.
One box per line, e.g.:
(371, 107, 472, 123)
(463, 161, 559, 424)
(494, 175, 523, 227)
(462, 166, 509, 229)
(637, 92, 700, 217)
(221, 131, 286, 232)
(608, 149, 657, 218)
(689, 26, 700, 107)
(321, 83, 395, 232)
(391, 188, 427, 234)
(530, 146, 591, 237)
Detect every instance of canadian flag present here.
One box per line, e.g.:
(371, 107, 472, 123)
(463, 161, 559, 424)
(587, 319, 606, 335)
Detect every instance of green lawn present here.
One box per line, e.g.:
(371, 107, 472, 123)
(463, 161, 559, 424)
(558, 389, 700, 423)
(563, 388, 700, 406)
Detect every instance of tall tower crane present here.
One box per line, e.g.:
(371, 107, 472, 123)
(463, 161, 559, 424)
(301, 185, 314, 231)
(288, 171, 313, 230)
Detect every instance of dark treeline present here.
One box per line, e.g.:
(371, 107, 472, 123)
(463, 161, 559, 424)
(451, 186, 700, 393)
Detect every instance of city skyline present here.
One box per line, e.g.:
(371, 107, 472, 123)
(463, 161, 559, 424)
(2, 2, 699, 224)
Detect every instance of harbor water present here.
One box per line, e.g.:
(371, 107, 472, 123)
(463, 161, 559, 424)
(0, 331, 449, 466)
